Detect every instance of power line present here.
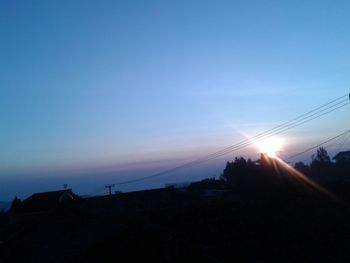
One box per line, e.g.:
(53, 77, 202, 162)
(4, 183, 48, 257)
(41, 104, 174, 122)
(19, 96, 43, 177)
(130, 99, 349, 179)
(173, 95, 349, 164)
(112, 93, 349, 186)
(115, 96, 350, 185)
(183, 100, 350, 166)
(335, 131, 350, 154)
(151, 97, 349, 170)
(285, 129, 350, 162)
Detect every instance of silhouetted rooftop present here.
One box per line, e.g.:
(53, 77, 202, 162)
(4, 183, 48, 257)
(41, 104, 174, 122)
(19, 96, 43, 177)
(18, 189, 75, 213)
(333, 151, 350, 160)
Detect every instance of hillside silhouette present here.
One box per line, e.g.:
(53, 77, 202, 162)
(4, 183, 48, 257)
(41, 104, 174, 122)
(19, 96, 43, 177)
(1, 148, 350, 262)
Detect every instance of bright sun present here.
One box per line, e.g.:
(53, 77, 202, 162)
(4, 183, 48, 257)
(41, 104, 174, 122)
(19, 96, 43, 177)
(255, 137, 283, 157)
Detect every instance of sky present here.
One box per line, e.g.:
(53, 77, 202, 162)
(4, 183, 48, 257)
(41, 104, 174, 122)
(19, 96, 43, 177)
(1, 0, 350, 200)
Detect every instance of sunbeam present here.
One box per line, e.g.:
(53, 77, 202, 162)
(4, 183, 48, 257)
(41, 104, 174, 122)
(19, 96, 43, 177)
(272, 156, 341, 203)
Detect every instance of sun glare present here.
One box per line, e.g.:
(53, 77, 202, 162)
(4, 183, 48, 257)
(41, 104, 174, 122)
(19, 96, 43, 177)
(255, 137, 283, 157)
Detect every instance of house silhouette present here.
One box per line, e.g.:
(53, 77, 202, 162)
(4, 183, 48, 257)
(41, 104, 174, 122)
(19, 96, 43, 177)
(17, 189, 76, 214)
(333, 151, 350, 163)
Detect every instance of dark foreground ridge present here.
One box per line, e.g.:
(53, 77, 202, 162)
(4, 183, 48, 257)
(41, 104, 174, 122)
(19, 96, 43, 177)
(1, 151, 350, 262)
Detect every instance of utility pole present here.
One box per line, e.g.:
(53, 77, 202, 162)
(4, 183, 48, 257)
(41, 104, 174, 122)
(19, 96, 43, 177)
(105, 184, 115, 196)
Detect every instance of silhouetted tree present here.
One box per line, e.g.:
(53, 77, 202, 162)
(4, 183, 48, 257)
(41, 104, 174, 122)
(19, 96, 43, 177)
(310, 147, 333, 179)
(312, 147, 331, 163)
(10, 196, 22, 213)
(221, 157, 250, 183)
(0, 210, 8, 226)
(294, 161, 311, 175)
(221, 156, 270, 192)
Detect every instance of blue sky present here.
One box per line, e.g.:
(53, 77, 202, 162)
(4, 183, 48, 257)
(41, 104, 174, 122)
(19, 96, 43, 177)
(1, 0, 350, 200)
